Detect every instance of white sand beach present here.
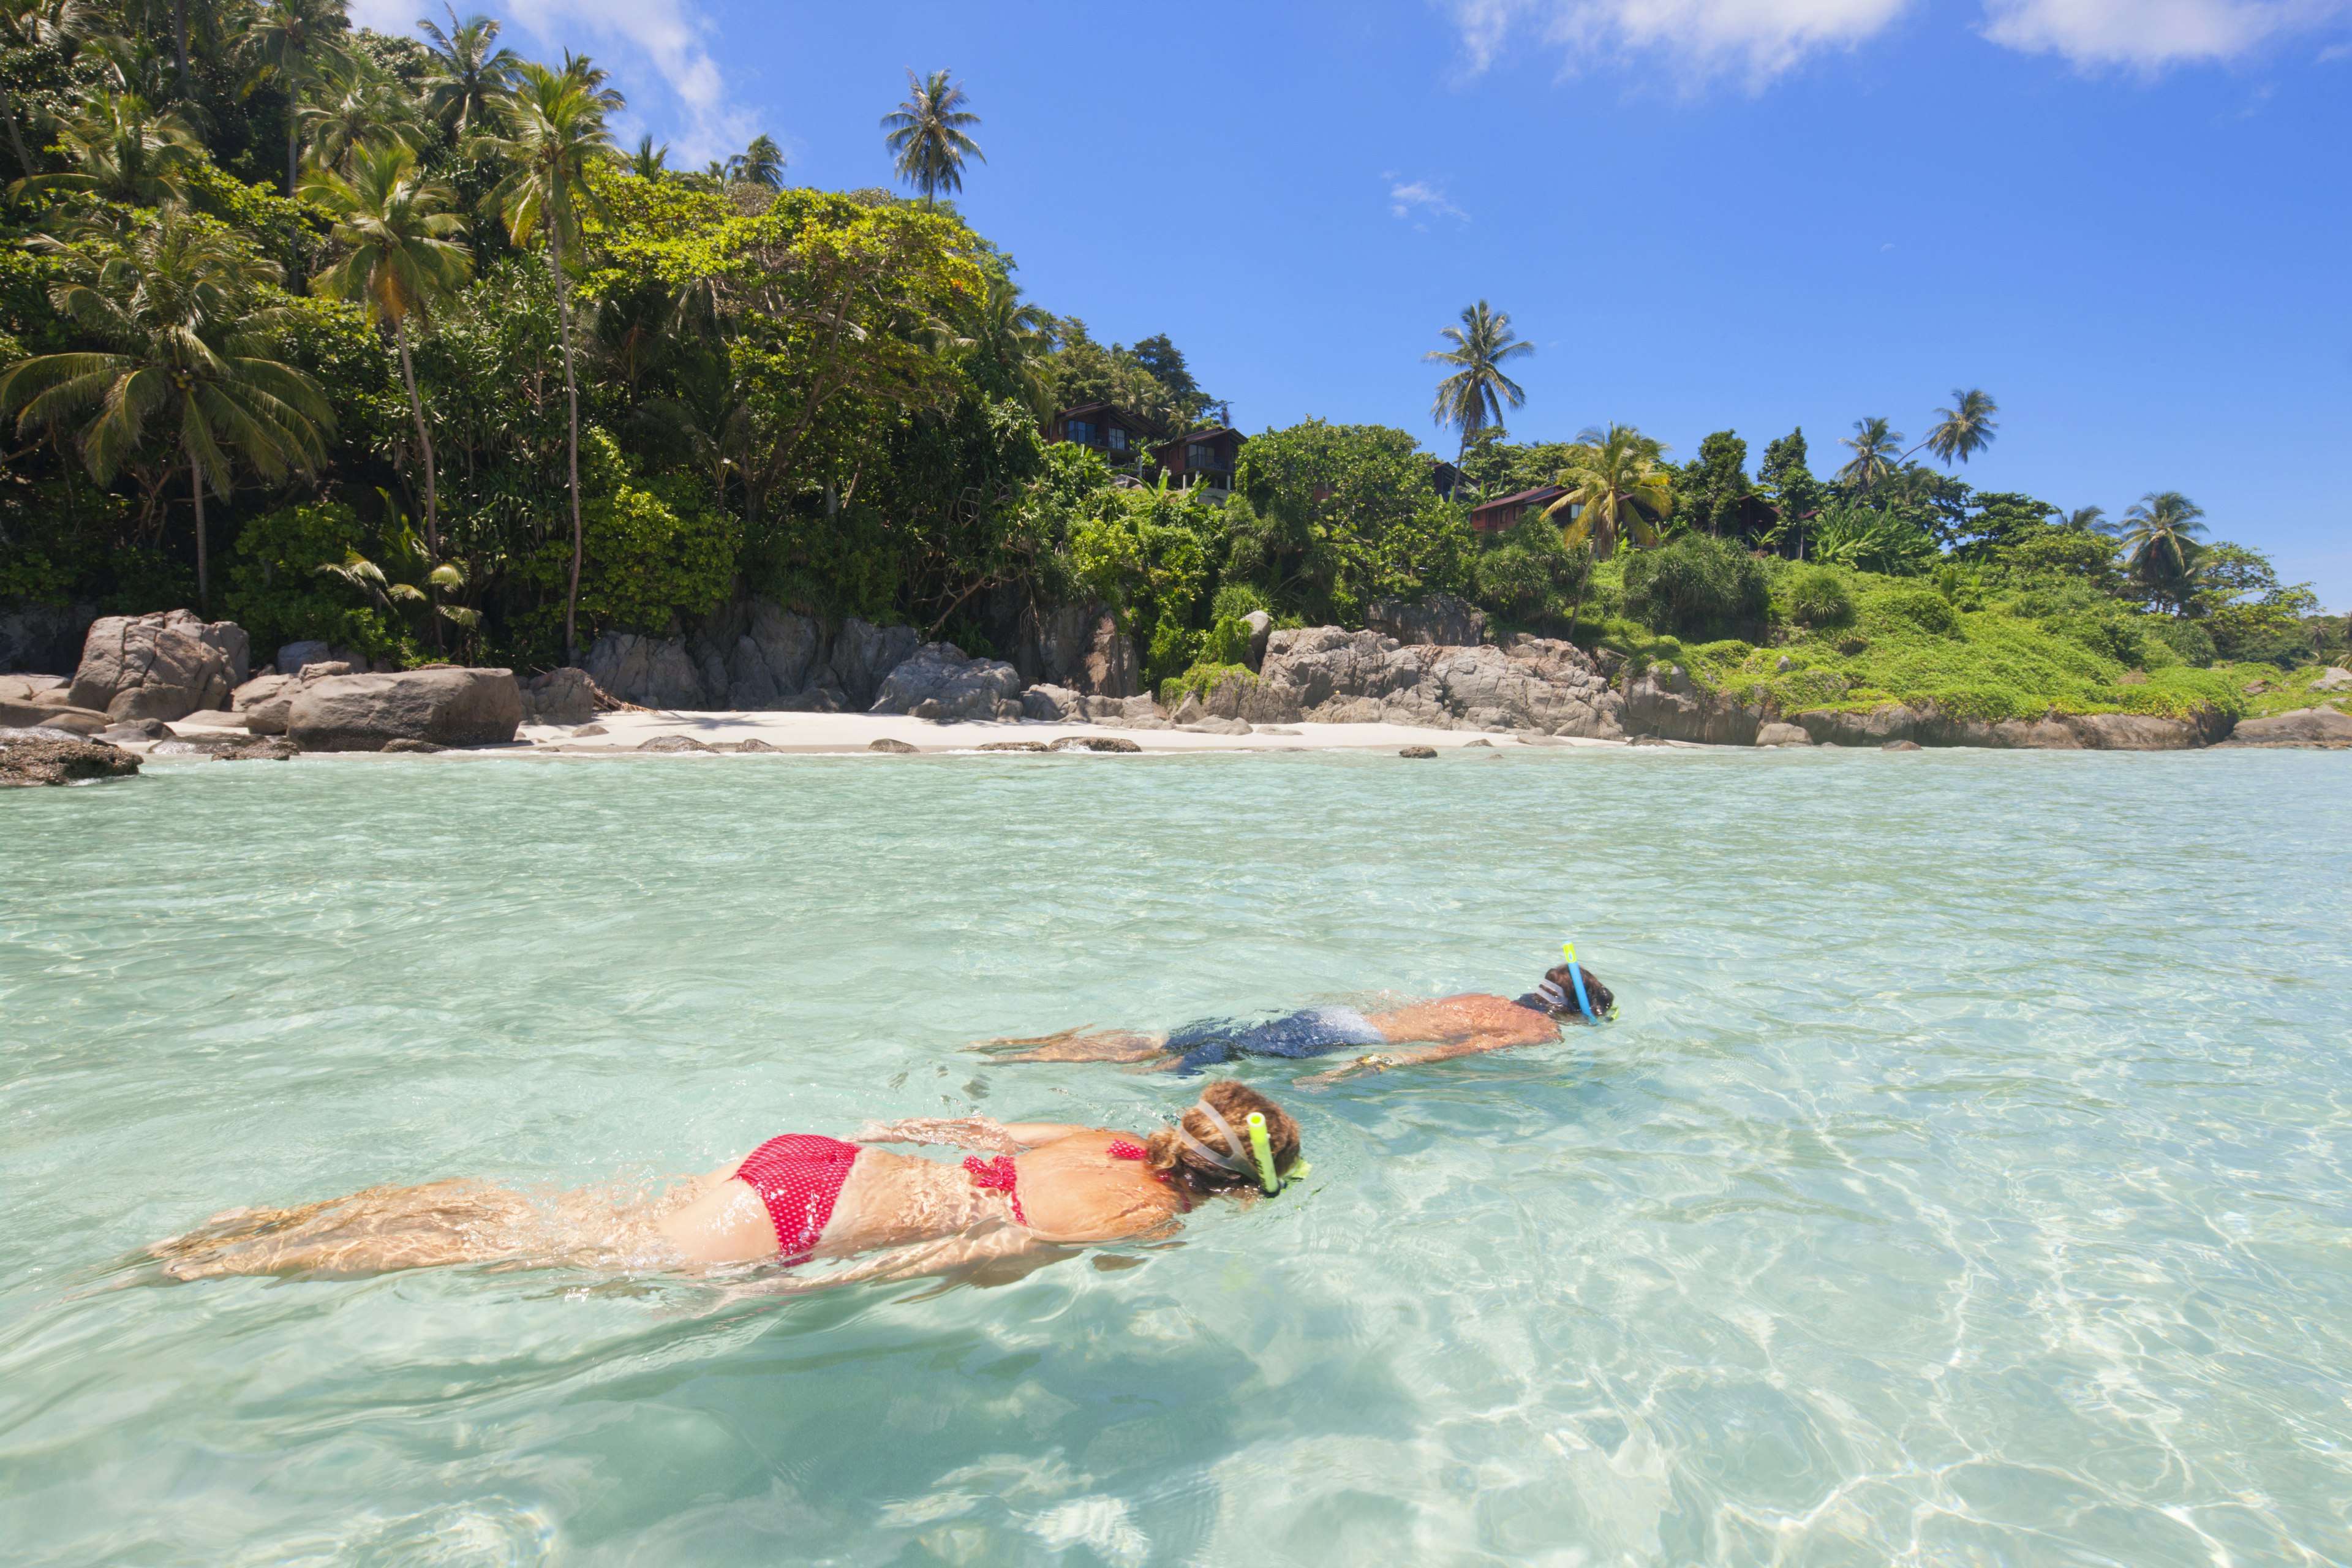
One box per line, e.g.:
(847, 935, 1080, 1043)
(153, 703, 1635, 755)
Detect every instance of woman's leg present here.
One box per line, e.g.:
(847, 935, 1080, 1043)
(151, 1181, 538, 1280)
(971, 1028, 1173, 1063)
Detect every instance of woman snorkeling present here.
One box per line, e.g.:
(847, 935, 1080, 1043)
(149, 1080, 1303, 1287)
(977, 957, 1615, 1082)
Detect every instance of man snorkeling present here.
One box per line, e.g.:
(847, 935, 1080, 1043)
(975, 949, 1615, 1084)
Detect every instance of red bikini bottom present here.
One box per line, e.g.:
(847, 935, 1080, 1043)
(733, 1134, 861, 1261)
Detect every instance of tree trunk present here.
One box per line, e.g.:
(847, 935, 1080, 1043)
(395, 315, 439, 557)
(0, 85, 32, 176)
(552, 233, 583, 666)
(174, 0, 190, 92)
(190, 452, 209, 616)
(287, 118, 298, 197)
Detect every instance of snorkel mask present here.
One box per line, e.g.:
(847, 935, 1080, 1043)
(1171, 1097, 1307, 1194)
(1534, 940, 1601, 1022)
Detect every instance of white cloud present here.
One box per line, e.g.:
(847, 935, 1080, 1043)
(1446, 0, 1913, 84)
(1390, 179, 1471, 224)
(1980, 0, 2352, 68)
(349, 0, 753, 165)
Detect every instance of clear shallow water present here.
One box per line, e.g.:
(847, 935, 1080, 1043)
(3, 745, 2348, 1567)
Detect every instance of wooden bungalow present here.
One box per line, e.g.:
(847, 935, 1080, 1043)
(1046, 402, 1153, 461)
(1152, 426, 1246, 496)
(1427, 460, 1466, 501)
(1469, 484, 1570, 533)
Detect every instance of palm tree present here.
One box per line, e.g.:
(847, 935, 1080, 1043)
(244, 0, 349, 196)
(2117, 491, 2206, 578)
(1837, 415, 1904, 494)
(881, 69, 982, 204)
(727, 132, 785, 190)
(1910, 387, 1999, 467)
(2058, 505, 2105, 532)
(0, 0, 96, 174)
(1425, 300, 1532, 455)
(627, 133, 668, 179)
(0, 213, 333, 613)
(304, 140, 470, 556)
(963, 272, 1055, 418)
(9, 91, 203, 205)
(298, 59, 415, 175)
(1544, 424, 1672, 560)
(477, 60, 617, 663)
(417, 6, 517, 140)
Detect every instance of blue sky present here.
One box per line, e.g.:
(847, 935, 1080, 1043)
(355, 0, 2351, 606)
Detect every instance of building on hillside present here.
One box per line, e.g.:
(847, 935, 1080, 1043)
(1152, 426, 1246, 497)
(1469, 484, 1570, 533)
(1046, 402, 1153, 461)
(1427, 460, 1466, 501)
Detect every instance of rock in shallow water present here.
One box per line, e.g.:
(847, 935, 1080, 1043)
(0, 728, 140, 786)
(1049, 735, 1140, 753)
(869, 736, 918, 753)
(1400, 745, 1438, 758)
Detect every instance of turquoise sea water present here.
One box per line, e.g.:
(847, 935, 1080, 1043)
(3, 746, 2348, 1566)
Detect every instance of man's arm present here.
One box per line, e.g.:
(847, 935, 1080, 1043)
(1299, 1035, 1529, 1087)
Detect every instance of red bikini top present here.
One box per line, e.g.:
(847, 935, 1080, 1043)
(1107, 1138, 1148, 1160)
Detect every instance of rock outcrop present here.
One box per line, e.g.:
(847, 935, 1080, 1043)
(1209, 629, 1626, 737)
(0, 600, 96, 675)
(517, 667, 596, 726)
(1008, 601, 1140, 697)
(2227, 706, 2352, 745)
(1019, 685, 1164, 724)
(67, 611, 249, 720)
(233, 662, 360, 734)
(869, 643, 1023, 720)
(1791, 703, 2233, 750)
(585, 601, 924, 712)
(285, 666, 523, 751)
(1366, 593, 1487, 648)
(0, 728, 140, 786)
(0, 696, 108, 732)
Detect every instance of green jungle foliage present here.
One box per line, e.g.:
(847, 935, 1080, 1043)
(0, 0, 2331, 734)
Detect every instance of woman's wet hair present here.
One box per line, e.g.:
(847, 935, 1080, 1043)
(1145, 1079, 1301, 1197)
(1539, 962, 1613, 1020)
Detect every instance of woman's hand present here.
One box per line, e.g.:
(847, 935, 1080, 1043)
(848, 1117, 1018, 1153)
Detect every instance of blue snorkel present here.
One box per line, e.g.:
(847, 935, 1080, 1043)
(1563, 941, 1596, 1023)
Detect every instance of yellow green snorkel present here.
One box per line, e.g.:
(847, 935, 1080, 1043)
(1245, 1111, 1307, 1193)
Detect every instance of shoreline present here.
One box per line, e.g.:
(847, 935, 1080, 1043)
(147, 706, 1631, 756)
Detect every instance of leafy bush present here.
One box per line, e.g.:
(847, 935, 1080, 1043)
(2144, 616, 2216, 669)
(1864, 584, 1960, 638)
(1159, 661, 1253, 710)
(1781, 564, 1855, 628)
(1472, 517, 1594, 627)
(526, 434, 737, 638)
(224, 503, 398, 658)
(1620, 533, 1768, 636)
(1809, 502, 1937, 576)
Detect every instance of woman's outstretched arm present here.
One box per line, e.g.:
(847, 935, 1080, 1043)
(846, 1117, 1095, 1153)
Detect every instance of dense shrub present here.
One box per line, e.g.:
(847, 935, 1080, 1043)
(1620, 534, 1768, 636)
(1472, 513, 1593, 626)
(1864, 584, 1960, 638)
(1781, 564, 1855, 628)
(2145, 617, 2217, 669)
(223, 503, 398, 658)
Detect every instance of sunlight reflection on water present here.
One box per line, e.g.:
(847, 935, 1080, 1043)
(2, 745, 2348, 1564)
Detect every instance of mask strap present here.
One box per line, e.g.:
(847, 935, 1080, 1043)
(1172, 1098, 1253, 1175)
